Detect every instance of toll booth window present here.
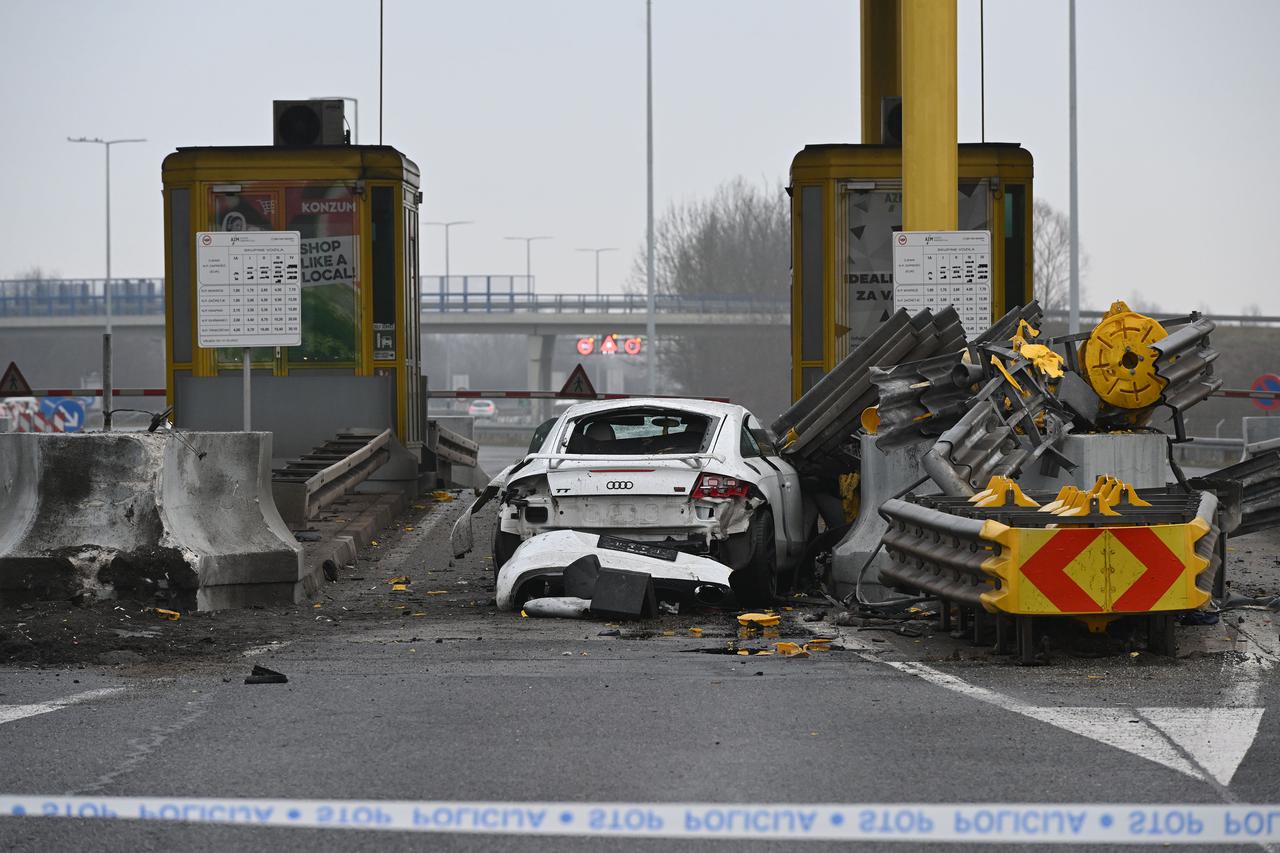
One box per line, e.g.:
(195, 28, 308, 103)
(288, 184, 359, 364)
(1003, 184, 1027, 309)
(372, 187, 396, 360)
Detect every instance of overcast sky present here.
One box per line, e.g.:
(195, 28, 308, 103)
(2, 0, 1278, 311)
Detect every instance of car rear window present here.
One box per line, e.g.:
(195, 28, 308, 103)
(563, 409, 716, 455)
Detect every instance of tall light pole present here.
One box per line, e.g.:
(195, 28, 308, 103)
(68, 135, 145, 432)
(424, 220, 473, 289)
(505, 235, 553, 294)
(645, 0, 657, 395)
(316, 96, 358, 143)
(1068, 0, 1080, 334)
(576, 247, 618, 297)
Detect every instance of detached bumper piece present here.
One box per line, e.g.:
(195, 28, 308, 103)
(878, 476, 1221, 663)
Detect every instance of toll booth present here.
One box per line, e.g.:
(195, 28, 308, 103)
(789, 143, 1033, 398)
(161, 145, 423, 459)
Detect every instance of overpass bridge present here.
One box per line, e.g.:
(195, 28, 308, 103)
(0, 278, 787, 408)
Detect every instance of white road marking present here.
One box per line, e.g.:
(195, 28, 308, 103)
(832, 611, 1276, 787)
(0, 687, 126, 727)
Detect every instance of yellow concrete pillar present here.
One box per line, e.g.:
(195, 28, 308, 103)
(901, 0, 957, 231)
(860, 0, 900, 144)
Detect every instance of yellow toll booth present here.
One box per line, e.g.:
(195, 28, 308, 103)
(789, 143, 1033, 397)
(161, 145, 424, 459)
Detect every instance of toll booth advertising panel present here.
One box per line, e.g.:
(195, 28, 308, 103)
(162, 146, 423, 459)
(789, 143, 1032, 398)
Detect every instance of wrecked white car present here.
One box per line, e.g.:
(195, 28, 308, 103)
(452, 398, 811, 604)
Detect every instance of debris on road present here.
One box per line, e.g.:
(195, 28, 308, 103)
(153, 608, 181, 621)
(494, 530, 734, 612)
(244, 664, 288, 685)
(737, 612, 780, 628)
(522, 597, 592, 618)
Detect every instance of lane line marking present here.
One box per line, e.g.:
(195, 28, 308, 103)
(827, 615, 1273, 787)
(0, 687, 126, 727)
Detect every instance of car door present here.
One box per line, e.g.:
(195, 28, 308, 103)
(746, 413, 805, 560)
(736, 416, 791, 565)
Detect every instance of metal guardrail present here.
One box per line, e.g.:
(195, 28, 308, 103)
(272, 429, 393, 524)
(429, 421, 479, 467)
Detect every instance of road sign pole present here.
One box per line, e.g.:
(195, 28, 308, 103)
(243, 348, 251, 432)
(101, 333, 113, 432)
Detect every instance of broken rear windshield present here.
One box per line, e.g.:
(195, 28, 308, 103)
(562, 409, 717, 455)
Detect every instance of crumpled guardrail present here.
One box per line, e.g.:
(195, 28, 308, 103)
(1191, 449, 1280, 537)
(773, 307, 965, 476)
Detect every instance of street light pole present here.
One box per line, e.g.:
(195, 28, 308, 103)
(505, 236, 553, 294)
(1067, 0, 1081, 334)
(576, 247, 618, 297)
(68, 135, 145, 432)
(425, 220, 473, 289)
(645, 0, 657, 395)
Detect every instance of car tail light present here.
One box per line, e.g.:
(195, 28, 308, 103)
(691, 472, 750, 499)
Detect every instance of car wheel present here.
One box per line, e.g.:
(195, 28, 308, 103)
(492, 528, 522, 580)
(730, 508, 776, 607)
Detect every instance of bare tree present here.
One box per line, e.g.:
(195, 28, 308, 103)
(1033, 200, 1086, 311)
(628, 178, 791, 419)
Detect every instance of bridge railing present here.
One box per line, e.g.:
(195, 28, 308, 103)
(0, 279, 164, 317)
(423, 287, 790, 316)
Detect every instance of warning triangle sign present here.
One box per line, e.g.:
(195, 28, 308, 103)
(559, 363, 597, 398)
(0, 362, 32, 396)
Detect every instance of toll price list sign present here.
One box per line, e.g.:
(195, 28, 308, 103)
(892, 230, 992, 338)
(196, 231, 302, 348)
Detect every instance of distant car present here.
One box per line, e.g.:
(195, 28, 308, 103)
(467, 399, 497, 418)
(452, 398, 812, 605)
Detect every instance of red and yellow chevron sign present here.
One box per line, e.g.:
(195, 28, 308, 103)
(978, 520, 1212, 616)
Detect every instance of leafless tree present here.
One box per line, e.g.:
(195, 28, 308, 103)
(628, 178, 791, 419)
(1033, 200, 1087, 311)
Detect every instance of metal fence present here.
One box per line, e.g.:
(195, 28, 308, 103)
(0, 279, 164, 317)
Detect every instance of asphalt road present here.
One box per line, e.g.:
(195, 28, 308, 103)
(2, 475, 1279, 851)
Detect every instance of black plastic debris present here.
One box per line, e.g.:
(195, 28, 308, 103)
(563, 554, 602, 599)
(590, 567, 657, 619)
(245, 664, 289, 685)
(322, 559, 339, 582)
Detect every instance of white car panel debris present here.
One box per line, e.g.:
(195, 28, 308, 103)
(494, 529, 733, 611)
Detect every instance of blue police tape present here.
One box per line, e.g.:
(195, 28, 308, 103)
(3, 796, 1280, 842)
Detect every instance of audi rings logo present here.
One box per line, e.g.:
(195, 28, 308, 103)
(606, 480, 634, 490)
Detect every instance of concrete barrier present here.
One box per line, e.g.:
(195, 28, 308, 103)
(0, 431, 313, 610)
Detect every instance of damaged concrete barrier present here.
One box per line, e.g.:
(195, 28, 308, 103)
(0, 431, 313, 610)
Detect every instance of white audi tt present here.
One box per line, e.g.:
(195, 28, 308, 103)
(452, 398, 812, 604)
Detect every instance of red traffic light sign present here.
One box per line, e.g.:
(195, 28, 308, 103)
(576, 337, 595, 356)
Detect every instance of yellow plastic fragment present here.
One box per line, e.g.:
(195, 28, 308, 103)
(971, 475, 1039, 508)
(371, 539, 380, 547)
(806, 637, 832, 647)
(737, 612, 780, 627)
(391, 584, 409, 592)
(989, 355, 1029, 398)
(313, 603, 323, 609)
(754, 650, 773, 656)
(661, 630, 675, 636)
(426, 590, 448, 596)
(773, 642, 810, 658)
(432, 491, 455, 502)
(387, 575, 410, 585)
(520, 610, 528, 618)
(688, 627, 703, 637)
(1020, 343, 1065, 379)
(154, 608, 180, 621)
(736, 649, 751, 656)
